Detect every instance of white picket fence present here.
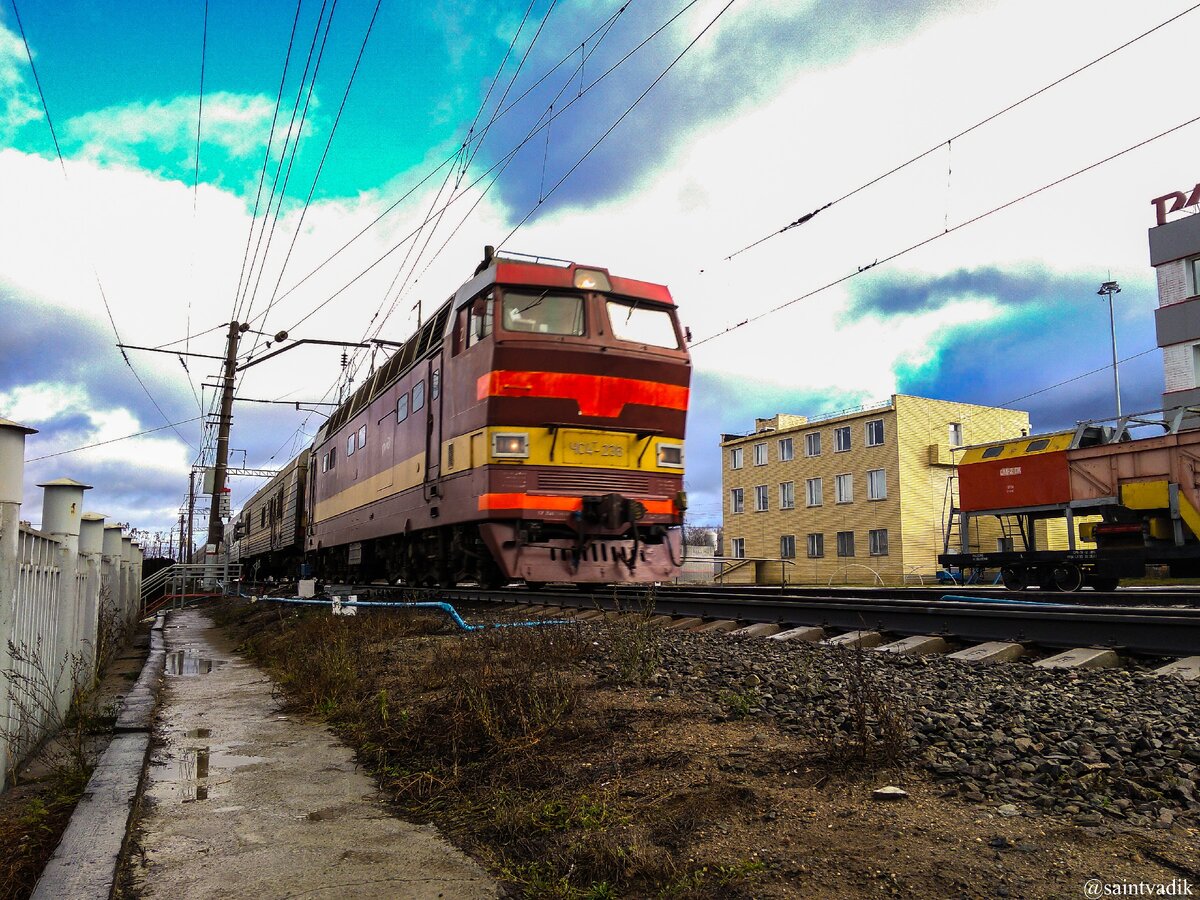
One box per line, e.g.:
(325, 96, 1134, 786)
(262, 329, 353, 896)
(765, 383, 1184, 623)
(0, 418, 143, 790)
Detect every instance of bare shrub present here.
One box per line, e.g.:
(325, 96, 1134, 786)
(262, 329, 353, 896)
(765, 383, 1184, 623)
(601, 585, 663, 686)
(809, 642, 912, 770)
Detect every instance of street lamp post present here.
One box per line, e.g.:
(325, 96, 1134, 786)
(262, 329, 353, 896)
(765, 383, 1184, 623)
(1097, 280, 1122, 419)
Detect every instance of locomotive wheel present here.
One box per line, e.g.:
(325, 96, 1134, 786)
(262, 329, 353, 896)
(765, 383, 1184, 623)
(1000, 566, 1027, 591)
(1051, 563, 1084, 593)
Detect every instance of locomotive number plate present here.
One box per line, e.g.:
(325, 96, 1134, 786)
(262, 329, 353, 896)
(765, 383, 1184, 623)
(563, 431, 629, 466)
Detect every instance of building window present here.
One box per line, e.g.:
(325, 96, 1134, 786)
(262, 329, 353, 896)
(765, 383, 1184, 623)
(779, 437, 794, 461)
(805, 477, 822, 507)
(754, 442, 768, 466)
(867, 468, 887, 500)
(835, 473, 853, 503)
(779, 481, 795, 509)
(835, 425, 851, 452)
(805, 432, 821, 457)
(1189, 255, 1200, 297)
(730, 447, 743, 469)
(780, 535, 796, 559)
(730, 488, 744, 514)
(1193, 344, 1200, 388)
(731, 538, 745, 559)
(949, 422, 963, 447)
(357, 424, 367, 449)
(754, 484, 769, 511)
(397, 393, 409, 422)
(869, 528, 889, 556)
(807, 533, 824, 558)
(866, 419, 884, 447)
(837, 531, 855, 557)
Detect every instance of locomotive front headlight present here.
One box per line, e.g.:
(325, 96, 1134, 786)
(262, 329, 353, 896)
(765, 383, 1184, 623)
(492, 432, 529, 459)
(657, 443, 684, 468)
(573, 268, 611, 291)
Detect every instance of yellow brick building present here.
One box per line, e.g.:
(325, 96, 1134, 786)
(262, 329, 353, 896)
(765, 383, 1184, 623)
(719, 395, 1031, 585)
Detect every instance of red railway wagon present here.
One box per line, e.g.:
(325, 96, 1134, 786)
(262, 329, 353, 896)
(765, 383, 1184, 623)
(303, 248, 691, 587)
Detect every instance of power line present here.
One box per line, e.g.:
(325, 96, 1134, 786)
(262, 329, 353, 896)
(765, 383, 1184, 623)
(722, 0, 1200, 261)
(28, 416, 206, 462)
(998, 347, 1157, 409)
(280, 0, 704, 336)
(229, 0, 306, 323)
(692, 111, 1200, 348)
(10, 0, 196, 452)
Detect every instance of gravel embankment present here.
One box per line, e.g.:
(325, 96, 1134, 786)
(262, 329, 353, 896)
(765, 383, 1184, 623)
(642, 631, 1200, 830)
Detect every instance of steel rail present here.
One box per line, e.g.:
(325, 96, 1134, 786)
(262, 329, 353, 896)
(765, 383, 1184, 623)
(431, 586, 1200, 656)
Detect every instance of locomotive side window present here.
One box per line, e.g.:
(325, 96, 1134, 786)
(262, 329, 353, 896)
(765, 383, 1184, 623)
(358, 424, 367, 449)
(605, 299, 678, 348)
(1025, 439, 1051, 452)
(347, 434, 356, 457)
(413, 381, 426, 412)
(329, 447, 336, 469)
(397, 394, 409, 422)
(982, 446, 1004, 459)
(503, 292, 585, 335)
(468, 296, 493, 346)
(431, 369, 440, 400)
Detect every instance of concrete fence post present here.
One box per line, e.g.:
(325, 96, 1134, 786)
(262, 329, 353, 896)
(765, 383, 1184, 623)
(38, 478, 91, 718)
(0, 418, 37, 791)
(101, 525, 123, 645)
(78, 513, 105, 680)
(120, 537, 133, 624)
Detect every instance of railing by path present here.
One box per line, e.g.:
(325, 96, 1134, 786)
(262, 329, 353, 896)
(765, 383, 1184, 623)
(0, 418, 145, 790)
(142, 563, 240, 611)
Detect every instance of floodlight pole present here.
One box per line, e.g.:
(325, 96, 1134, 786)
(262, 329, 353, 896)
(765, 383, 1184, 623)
(1098, 281, 1122, 419)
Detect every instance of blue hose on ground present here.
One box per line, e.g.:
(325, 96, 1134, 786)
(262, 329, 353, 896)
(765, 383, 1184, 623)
(252, 594, 573, 631)
(939, 593, 1076, 608)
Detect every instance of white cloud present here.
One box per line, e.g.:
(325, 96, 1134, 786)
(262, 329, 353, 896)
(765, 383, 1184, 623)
(62, 91, 305, 168)
(0, 22, 42, 137)
(0, 382, 89, 424)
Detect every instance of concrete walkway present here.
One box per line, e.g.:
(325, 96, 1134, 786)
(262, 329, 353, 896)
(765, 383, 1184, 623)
(125, 608, 497, 899)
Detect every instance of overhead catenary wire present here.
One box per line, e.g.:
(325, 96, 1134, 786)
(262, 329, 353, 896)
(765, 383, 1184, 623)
(692, 111, 1200, 348)
(280, 0, 704, 338)
(721, 0, 1200, 261)
(27, 416, 207, 462)
(9, 0, 196, 452)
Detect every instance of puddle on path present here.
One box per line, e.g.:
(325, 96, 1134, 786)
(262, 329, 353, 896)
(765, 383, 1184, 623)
(166, 650, 223, 676)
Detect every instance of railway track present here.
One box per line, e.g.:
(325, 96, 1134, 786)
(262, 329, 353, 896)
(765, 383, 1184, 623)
(417, 583, 1200, 658)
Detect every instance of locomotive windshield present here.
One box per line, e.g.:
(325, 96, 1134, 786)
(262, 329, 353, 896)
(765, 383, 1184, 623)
(605, 299, 679, 349)
(501, 291, 585, 335)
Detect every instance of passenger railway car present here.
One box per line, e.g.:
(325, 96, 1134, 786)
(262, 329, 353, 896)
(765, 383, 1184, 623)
(236, 248, 690, 588)
(940, 414, 1200, 590)
(228, 450, 309, 578)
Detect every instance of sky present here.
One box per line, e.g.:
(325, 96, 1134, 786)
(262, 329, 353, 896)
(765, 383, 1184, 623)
(1, 0, 1198, 548)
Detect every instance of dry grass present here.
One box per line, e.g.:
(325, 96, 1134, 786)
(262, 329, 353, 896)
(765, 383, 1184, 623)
(226, 600, 771, 898)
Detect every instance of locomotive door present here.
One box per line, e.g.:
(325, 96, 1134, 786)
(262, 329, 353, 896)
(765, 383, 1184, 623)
(423, 356, 441, 494)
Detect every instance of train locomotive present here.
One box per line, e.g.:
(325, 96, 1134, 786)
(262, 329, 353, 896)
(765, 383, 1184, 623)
(938, 410, 1200, 590)
(230, 248, 691, 588)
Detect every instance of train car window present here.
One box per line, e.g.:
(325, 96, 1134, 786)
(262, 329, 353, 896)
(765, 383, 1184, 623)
(982, 446, 1004, 459)
(468, 296, 493, 345)
(605, 299, 677, 348)
(413, 381, 426, 412)
(1026, 439, 1051, 452)
(502, 292, 585, 335)
(347, 434, 355, 457)
(358, 424, 367, 449)
(397, 393, 409, 422)
(431, 369, 440, 400)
